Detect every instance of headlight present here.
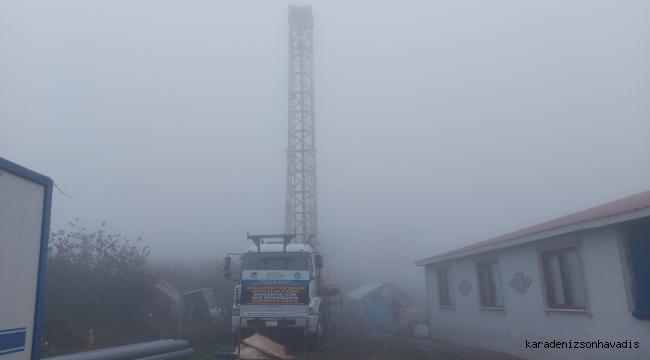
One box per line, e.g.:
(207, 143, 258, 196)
(308, 308, 313, 315)
(235, 286, 241, 306)
(233, 308, 240, 316)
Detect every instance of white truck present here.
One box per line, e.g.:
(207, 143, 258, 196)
(223, 234, 325, 351)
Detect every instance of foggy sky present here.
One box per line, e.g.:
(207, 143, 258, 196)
(2, 0, 649, 301)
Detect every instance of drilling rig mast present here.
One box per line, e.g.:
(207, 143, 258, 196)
(285, 5, 318, 250)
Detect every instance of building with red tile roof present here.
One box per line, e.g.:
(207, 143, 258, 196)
(416, 190, 650, 360)
(416, 190, 650, 266)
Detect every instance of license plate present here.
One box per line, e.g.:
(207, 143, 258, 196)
(265, 321, 277, 327)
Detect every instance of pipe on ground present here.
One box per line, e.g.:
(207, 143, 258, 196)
(45, 340, 175, 360)
(44, 340, 190, 360)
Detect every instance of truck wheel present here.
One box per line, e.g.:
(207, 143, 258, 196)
(308, 320, 323, 352)
(322, 303, 329, 340)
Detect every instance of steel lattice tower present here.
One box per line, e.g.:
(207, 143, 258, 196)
(285, 5, 317, 249)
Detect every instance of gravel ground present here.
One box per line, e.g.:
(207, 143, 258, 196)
(192, 326, 524, 360)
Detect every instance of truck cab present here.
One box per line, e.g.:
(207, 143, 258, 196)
(224, 234, 324, 351)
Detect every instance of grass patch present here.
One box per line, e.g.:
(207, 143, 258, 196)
(301, 329, 461, 360)
(189, 348, 221, 360)
(187, 328, 465, 360)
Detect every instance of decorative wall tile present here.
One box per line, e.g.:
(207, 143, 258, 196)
(509, 271, 532, 294)
(458, 278, 472, 296)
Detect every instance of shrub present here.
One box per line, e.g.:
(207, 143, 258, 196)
(42, 220, 156, 355)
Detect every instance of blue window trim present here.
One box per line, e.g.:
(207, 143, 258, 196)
(0, 157, 53, 360)
(0, 329, 27, 354)
(0, 349, 26, 357)
(0, 328, 26, 334)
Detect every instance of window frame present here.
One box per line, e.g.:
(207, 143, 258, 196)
(437, 268, 453, 307)
(536, 234, 591, 317)
(616, 225, 638, 313)
(476, 260, 503, 309)
(540, 247, 586, 310)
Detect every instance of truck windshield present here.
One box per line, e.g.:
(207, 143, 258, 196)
(241, 252, 310, 271)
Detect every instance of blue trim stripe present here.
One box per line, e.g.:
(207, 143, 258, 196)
(0, 157, 52, 187)
(0, 328, 26, 334)
(32, 180, 52, 360)
(0, 330, 26, 353)
(0, 348, 25, 357)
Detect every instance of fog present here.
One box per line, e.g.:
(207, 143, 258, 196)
(2, 0, 649, 302)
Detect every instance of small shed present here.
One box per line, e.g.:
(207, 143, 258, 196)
(347, 282, 414, 327)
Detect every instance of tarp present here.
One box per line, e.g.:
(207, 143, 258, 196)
(627, 217, 650, 320)
(234, 345, 268, 359)
(319, 282, 341, 297)
(347, 283, 383, 300)
(234, 334, 293, 359)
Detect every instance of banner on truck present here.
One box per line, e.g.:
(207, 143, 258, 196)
(241, 305, 307, 317)
(241, 270, 309, 306)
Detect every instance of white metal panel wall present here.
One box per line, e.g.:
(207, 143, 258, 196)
(0, 170, 45, 360)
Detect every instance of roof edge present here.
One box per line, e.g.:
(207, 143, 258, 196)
(415, 206, 650, 266)
(0, 157, 53, 186)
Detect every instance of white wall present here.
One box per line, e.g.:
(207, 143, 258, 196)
(424, 225, 650, 360)
(0, 170, 45, 360)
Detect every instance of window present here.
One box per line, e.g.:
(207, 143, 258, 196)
(621, 218, 650, 320)
(477, 261, 503, 308)
(437, 269, 452, 306)
(541, 247, 586, 310)
(241, 252, 310, 271)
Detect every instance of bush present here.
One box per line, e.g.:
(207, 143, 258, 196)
(41, 220, 238, 356)
(42, 220, 156, 355)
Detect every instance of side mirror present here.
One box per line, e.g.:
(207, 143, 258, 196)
(224, 270, 232, 278)
(224, 256, 231, 271)
(315, 254, 323, 269)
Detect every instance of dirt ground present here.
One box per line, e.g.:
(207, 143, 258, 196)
(194, 326, 523, 360)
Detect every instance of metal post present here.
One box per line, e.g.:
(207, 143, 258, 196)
(304, 317, 309, 360)
(237, 316, 242, 358)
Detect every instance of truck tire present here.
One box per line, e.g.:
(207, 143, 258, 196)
(308, 319, 323, 352)
(322, 302, 329, 340)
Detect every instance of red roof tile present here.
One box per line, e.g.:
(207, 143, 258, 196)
(416, 190, 650, 264)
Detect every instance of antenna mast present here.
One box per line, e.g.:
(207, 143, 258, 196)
(285, 5, 318, 250)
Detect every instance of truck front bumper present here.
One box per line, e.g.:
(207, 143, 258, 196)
(231, 315, 318, 334)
